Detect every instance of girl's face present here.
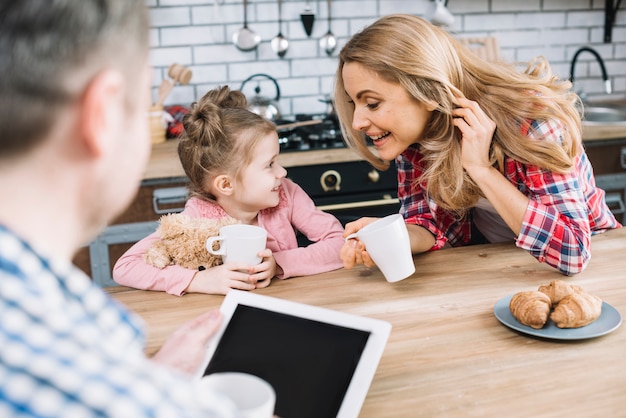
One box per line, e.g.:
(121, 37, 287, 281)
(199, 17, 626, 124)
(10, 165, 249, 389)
(234, 131, 287, 212)
(342, 62, 434, 161)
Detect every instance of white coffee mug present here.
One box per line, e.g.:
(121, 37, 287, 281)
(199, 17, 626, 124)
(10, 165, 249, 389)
(346, 214, 415, 283)
(198, 372, 275, 418)
(427, 0, 455, 27)
(206, 224, 267, 265)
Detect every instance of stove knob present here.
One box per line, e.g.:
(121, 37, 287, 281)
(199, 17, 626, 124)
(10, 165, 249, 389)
(320, 170, 341, 192)
(368, 169, 380, 183)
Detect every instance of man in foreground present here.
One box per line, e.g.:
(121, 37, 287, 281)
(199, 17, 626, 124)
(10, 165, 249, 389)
(0, 1, 235, 416)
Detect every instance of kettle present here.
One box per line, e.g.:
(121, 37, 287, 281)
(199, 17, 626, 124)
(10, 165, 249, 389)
(239, 73, 282, 121)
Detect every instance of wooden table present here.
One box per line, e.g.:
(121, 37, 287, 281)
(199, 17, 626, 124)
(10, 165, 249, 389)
(107, 228, 626, 417)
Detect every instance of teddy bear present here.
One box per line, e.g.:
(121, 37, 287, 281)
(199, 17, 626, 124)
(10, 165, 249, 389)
(143, 213, 239, 270)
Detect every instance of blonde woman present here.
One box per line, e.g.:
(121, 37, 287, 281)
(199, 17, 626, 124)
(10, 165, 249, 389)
(335, 14, 619, 275)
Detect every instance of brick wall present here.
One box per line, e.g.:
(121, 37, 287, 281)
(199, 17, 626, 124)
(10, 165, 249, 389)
(147, 0, 626, 117)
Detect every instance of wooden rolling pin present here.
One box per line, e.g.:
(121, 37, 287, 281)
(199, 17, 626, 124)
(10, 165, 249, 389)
(275, 119, 323, 132)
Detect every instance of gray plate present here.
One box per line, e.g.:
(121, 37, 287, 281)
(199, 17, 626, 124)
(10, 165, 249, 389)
(494, 294, 622, 340)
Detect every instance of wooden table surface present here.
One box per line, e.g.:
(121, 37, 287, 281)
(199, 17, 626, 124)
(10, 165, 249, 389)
(107, 228, 626, 417)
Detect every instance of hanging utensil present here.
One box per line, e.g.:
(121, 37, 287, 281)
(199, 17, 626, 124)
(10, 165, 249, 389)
(232, 0, 260, 51)
(300, 0, 315, 37)
(271, 0, 289, 58)
(319, 0, 337, 56)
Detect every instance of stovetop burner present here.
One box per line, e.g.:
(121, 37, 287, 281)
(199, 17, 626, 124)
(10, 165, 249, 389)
(277, 114, 346, 152)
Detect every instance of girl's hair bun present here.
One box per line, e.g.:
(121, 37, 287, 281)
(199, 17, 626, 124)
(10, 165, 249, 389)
(183, 86, 248, 146)
(210, 87, 248, 110)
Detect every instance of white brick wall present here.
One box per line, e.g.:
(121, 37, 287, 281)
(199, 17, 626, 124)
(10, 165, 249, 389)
(148, 0, 626, 117)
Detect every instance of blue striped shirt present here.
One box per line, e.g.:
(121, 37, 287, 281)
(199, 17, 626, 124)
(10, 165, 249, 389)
(0, 224, 235, 417)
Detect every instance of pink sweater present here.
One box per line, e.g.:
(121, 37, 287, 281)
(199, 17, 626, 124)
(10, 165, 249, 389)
(112, 178, 345, 295)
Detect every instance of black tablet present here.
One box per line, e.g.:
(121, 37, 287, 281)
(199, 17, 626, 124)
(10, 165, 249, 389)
(197, 290, 391, 418)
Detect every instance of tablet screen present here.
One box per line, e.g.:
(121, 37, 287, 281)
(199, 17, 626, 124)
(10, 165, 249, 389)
(202, 304, 371, 418)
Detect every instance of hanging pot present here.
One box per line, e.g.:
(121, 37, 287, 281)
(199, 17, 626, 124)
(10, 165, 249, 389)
(233, 0, 260, 51)
(240, 74, 282, 121)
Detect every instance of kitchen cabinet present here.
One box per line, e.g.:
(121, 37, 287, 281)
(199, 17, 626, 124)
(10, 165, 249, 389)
(580, 99, 626, 221)
(584, 136, 626, 224)
(584, 138, 626, 175)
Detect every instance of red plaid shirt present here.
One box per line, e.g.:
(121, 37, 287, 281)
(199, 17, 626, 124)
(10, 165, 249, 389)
(397, 118, 620, 275)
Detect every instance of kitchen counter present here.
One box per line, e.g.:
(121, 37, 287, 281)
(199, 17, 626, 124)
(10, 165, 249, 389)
(145, 123, 626, 181)
(144, 138, 367, 180)
(582, 124, 626, 143)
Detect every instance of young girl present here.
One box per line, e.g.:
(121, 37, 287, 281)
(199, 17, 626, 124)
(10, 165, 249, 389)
(336, 14, 619, 275)
(113, 86, 345, 295)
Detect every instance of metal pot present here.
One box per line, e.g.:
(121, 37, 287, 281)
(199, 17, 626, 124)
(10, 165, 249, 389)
(233, 0, 260, 51)
(239, 74, 282, 121)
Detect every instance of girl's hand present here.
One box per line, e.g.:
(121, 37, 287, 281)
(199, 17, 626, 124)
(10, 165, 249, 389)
(247, 249, 276, 289)
(185, 262, 262, 295)
(341, 217, 379, 269)
(452, 97, 496, 175)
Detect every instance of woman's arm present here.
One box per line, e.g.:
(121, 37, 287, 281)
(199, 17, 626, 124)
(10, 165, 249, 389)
(397, 145, 454, 250)
(454, 98, 528, 235)
(455, 98, 592, 274)
(406, 223, 437, 253)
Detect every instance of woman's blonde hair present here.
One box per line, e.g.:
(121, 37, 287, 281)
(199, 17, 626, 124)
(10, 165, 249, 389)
(334, 14, 582, 212)
(178, 86, 276, 201)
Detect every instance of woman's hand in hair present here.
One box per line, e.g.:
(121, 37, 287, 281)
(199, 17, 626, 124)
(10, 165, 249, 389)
(452, 97, 496, 177)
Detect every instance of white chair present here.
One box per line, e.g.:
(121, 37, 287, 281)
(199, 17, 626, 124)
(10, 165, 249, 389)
(89, 185, 189, 287)
(88, 221, 159, 287)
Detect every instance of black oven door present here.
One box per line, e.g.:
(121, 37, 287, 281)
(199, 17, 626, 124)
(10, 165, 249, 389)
(287, 159, 400, 229)
(316, 194, 400, 226)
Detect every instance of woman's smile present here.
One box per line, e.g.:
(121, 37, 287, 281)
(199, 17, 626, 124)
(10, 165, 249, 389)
(367, 131, 391, 142)
(368, 132, 392, 151)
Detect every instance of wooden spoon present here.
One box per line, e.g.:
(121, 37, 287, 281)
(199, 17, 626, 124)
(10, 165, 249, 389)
(155, 79, 174, 107)
(154, 63, 193, 106)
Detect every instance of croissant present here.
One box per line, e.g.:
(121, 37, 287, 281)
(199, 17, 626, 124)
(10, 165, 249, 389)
(550, 292, 603, 328)
(538, 279, 584, 306)
(509, 291, 552, 329)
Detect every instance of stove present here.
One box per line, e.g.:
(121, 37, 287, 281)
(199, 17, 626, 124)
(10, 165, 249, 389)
(276, 114, 400, 229)
(277, 114, 367, 152)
